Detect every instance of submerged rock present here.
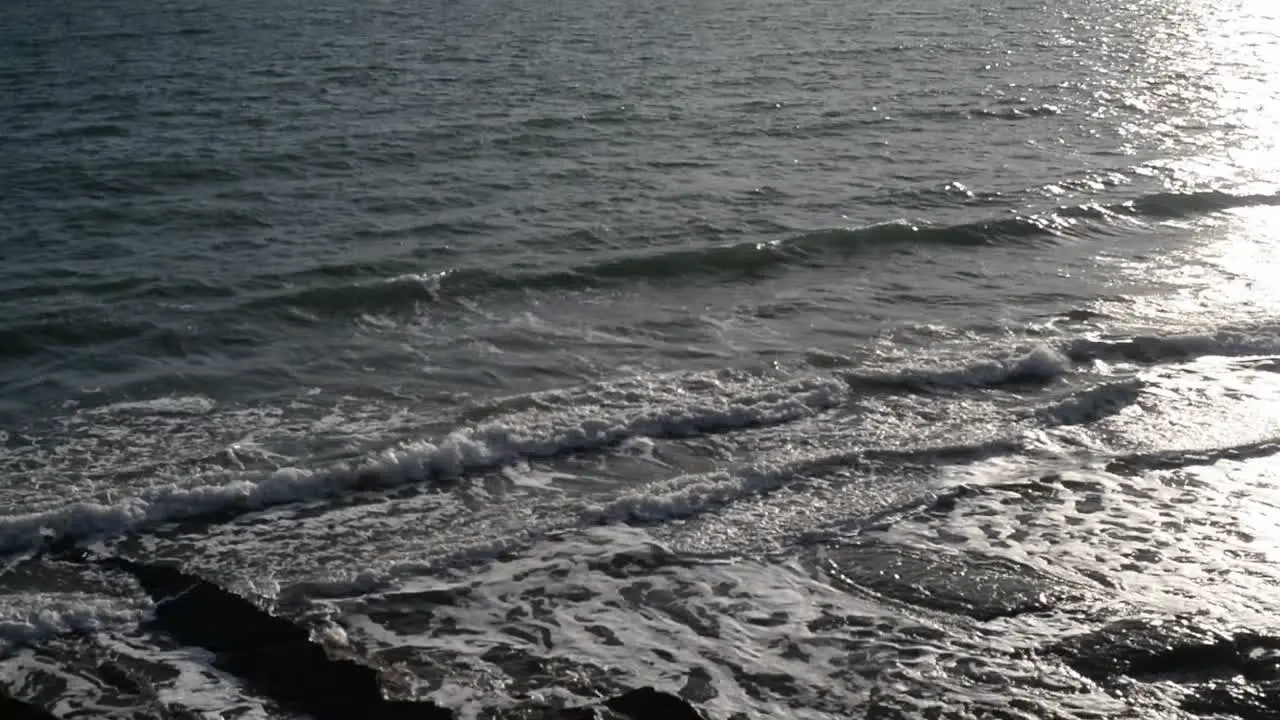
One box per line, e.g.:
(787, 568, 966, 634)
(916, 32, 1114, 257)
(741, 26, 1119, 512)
(1054, 616, 1280, 720)
(1183, 679, 1280, 720)
(819, 538, 1089, 621)
(103, 557, 307, 653)
(1054, 616, 1280, 683)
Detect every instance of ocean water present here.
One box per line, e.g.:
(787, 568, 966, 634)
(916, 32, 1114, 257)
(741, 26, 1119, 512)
(6, 0, 1280, 716)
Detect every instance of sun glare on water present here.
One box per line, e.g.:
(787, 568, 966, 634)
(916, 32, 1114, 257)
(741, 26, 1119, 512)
(1095, 0, 1280, 325)
(1180, 0, 1280, 594)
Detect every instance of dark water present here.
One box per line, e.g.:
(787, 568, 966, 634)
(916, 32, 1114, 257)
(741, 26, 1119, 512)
(5, 0, 1280, 717)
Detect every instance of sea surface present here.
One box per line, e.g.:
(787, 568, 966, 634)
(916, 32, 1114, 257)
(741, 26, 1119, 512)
(5, 0, 1280, 717)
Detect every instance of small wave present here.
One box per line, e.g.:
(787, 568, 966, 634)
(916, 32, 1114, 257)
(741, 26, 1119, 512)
(1036, 380, 1145, 426)
(583, 438, 1019, 526)
(850, 345, 1072, 392)
(977, 103, 1063, 119)
(249, 190, 1280, 315)
(1065, 332, 1280, 364)
(86, 395, 217, 417)
(249, 218, 1085, 317)
(1107, 436, 1280, 475)
(0, 377, 847, 555)
(906, 103, 1064, 122)
(1126, 189, 1280, 218)
(0, 316, 155, 362)
(257, 272, 453, 317)
(583, 466, 799, 525)
(855, 330, 1280, 397)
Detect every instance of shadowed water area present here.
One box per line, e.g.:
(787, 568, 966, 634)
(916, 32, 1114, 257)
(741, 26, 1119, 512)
(6, 0, 1280, 717)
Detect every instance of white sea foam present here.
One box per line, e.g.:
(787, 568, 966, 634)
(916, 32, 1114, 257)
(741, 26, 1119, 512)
(330, 523, 1133, 720)
(0, 376, 848, 555)
(0, 592, 152, 656)
(860, 344, 1073, 390)
(85, 395, 217, 416)
(582, 463, 811, 525)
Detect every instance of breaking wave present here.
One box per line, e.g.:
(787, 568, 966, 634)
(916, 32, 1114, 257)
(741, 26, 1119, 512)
(0, 377, 848, 555)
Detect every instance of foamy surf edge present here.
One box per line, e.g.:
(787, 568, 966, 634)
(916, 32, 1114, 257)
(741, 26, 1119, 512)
(0, 592, 153, 656)
(0, 377, 849, 556)
(287, 436, 1027, 598)
(11, 328, 1278, 559)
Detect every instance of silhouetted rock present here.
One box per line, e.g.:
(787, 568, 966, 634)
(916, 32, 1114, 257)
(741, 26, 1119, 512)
(604, 687, 706, 720)
(0, 689, 58, 720)
(103, 557, 307, 654)
(94, 556, 453, 720)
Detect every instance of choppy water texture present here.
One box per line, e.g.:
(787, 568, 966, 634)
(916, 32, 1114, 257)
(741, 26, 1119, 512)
(6, 0, 1280, 717)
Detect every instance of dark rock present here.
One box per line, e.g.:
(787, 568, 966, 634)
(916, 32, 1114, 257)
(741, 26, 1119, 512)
(678, 666, 717, 703)
(100, 557, 306, 654)
(922, 484, 980, 515)
(604, 687, 706, 720)
(219, 640, 386, 718)
(1054, 617, 1280, 684)
(91, 556, 454, 720)
(56, 549, 718, 720)
(0, 689, 59, 720)
(1054, 617, 1280, 720)
(96, 659, 144, 695)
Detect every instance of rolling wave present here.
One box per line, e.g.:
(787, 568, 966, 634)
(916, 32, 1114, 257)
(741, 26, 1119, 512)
(1064, 330, 1280, 364)
(1127, 189, 1280, 217)
(251, 189, 1280, 316)
(0, 316, 154, 362)
(257, 216, 1071, 315)
(852, 328, 1280, 397)
(1106, 436, 1280, 474)
(5, 188, 1274, 362)
(583, 437, 1021, 526)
